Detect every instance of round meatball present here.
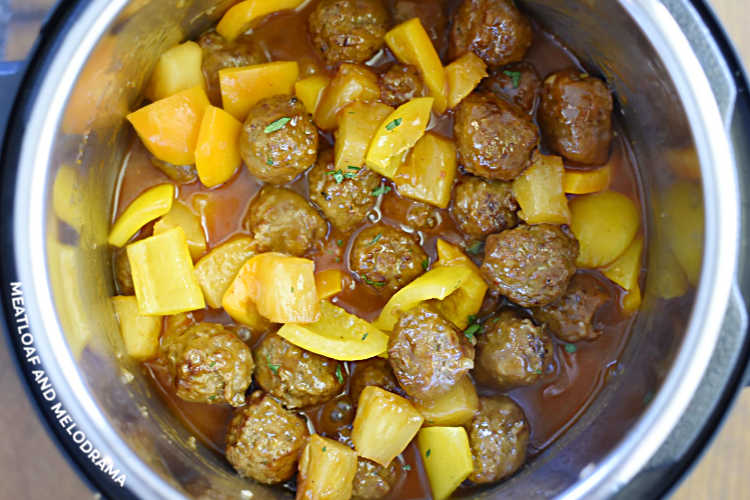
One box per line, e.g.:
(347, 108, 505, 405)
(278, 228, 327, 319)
(379, 64, 425, 107)
(350, 358, 402, 405)
(349, 223, 427, 295)
(240, 95, 319, 184)
(454, 93, 539, 181)
(481, 224, 579, 307)
(533, 272, 610, 342)
(404, 200, 441, 231)
(466, 396, 529, 483)
(392, 0, 448, 56)
(198, 31, 267, 106)
(161, 322, 254, 407)
(450, 0, 533, 66)
(226, 392, 309, 484)
(254, 333, 344, 409)
(451, 175, 518, 239)
(308, 150, 381, 232)
(244, 186, 327, 257)
(389, 303, 475, 400)
(539, 69, 614, 165)
(114, 248, 134, 295)
(475, 310, 551, 388)
(338, 428, 400, 499)
(481, 62, 541, 114)
(308, 0, 389, 66)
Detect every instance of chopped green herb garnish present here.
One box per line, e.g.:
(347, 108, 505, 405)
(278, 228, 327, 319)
(464, 323, 481, 341)
(425, 449, 431, 458)
(208, 395, 218, 401)
(385, 117, 403, 131)
(535, 369, 543, 375)
(336, 239, 344, 247)
(421, 258, 429, 271)
(290, 287, 295, 293)
(328, 169, 357, 183)
(467, 314, 478, 324)
(362, 333, 369, 341)
(368, 233, 382, 245)
(266, 357, 281, 374)
(503, 70, 522, 89)
(363, 276, 386, 287)
(467, 241, 484, 255)
(565, 343, 577, 353)
(335, 365, 344, 384)
(347, 166, 361, 171)
(209, 361, 216, 367)
(402, 464, 412, 471)
(372, 184, 392, 197)
(322, 446, 327, 452)
(264, 117, 291, 133)
(266, 158, 274, 166)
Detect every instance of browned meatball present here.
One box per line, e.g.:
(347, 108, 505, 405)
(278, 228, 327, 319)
(114, 248, 134, 295)
(225, 392, 309, 484)
(474, 310, 551, 388)
(450, 0, 533, 66)
(198, 31, 267, 106)
(338, 428, 400, 499)
(244, 186, 327, 257)
(240, 95, 319, 184)
(309, 0, 389, 66)
(481, 62, 541, 113)
(254, 333, 344, 409)
(451, 175, 518, 239)
(533, 272, 610, 342)
(350, 358, 402, 404)
(539, 69, 614, 165)
(481, 224, 578, 307)
(466, 396, 529, 483)
(379, 64, 425, 107)
(160, 322, 254, 407)
(392, 0, 448, 56)
(308, 150, 381, 232)
(454, 93, 538, 181)
(349, 223, 428, 295)
(389, 303, 475, 400)
(150, 157, 198, 184)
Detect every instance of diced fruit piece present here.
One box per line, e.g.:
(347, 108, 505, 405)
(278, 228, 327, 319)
(297, 434, 358, 500)
(352, 386, 424, 467)
(217, 0, 307, 42)
(112, 295, 161, 360)
(445, 53, 488, 109)
(335, 102, 394, 171)
(315, 64, 380, 131)
(277, 301, 389, 361)
(385, 18, 448, 113)
(564, 164, 612, 194)
(127, 227, 206, 315)
(569, 191, 640, 268)
(315, 269, 344, 300)
(602, 235, 643, 292)
(435, 239, 480, 273)
(220, 61, 299, 120)
(222, 260, 272, 332)
(108, 184, 175, 247)
(194, 105, 242, 188)
(126, 86, 209, 165)
(295, 74, 331, 114)
(365, 97, 434, 178)
(415, 376, 478, 426)
(417, 426, 474, 500)
(153, 201, 207, 261)
(513, 153, 570, 225)
(145, 41, 204, 102)
(661, 180, 703, 286)
(193, 237, 256, 308)
(394, 132, 457, 209)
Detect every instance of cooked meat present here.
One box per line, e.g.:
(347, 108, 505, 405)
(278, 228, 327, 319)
(338, 428, 401, 499)
(198, 31, 267, 106)
(379, 63, 425, 107)
(481, 61, 541, 113)
(450, 175, 518, 239)
(350, 358, 402, 405)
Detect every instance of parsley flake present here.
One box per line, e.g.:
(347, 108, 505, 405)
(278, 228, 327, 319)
(368, 233, 382, 246)
(335, 365, 344, 384)
(503, 70, 522, 89)
(266, 357, 281, 374)
(385, 117, 403, 131)
(264, 117, 291, 133)
(467, 241, 484, 255)
(361, 333, 369, 341)
(464, 323, 481, 341)
(208, 395, 218, 401)
(347, 166, 361, 171)
(425, 449, 431, 458)
(328, 169, 357, 183)
(535, 369, 543, 375)
(266, 157, 274, 166)
(402, 464, 412, 471)
(336, 239, 344, 247)
(322, 446, 327, 452)
(363, 276, 386, 287)
(290, 287, 295, 293)
(565, 343, 577, 353)
(372, 184, 392, 197)
(421, 258, 429, 271)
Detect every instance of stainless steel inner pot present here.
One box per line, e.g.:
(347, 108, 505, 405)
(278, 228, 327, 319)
(2, 0, 750, 498)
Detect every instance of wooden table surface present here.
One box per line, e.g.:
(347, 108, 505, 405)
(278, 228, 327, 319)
(0, 1, 748, 499)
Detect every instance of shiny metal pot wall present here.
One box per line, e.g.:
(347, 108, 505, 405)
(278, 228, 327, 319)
(1, 0, 748, 498)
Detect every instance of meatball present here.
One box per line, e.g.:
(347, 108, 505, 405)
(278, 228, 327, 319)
(349, 223, 428, 295)
(308, 0, 389, 66)
(474, 310, 551, 388)
(244, 186, 327, 257)
(454, 93, 539, 181)
(338, 428, 400, 499)
(481, 62, 541, 114)
(533, 272, 610, 342)
(150, 157, 198, 184)
(389, 303, 475, 400)
(466, 396, 529, 483)
(481, 224, 578, 307)
(350, 358, 402, 405)
(240, 95, 319, 184)
(161, 322, 254, 407)
(539, 69, 614, 165)
(379, 64, 425, 107)
(114, 248, 134, 295)
(225, 392, 309, 484)
(450, 175, 518, 239)
(308, 150, 381, 232)
(450, 0, 533, 66)
(392, 0, 448, 56)
(254, 333, 344, 409)
(404, 199, 441, 231)
(198, 31, 267, 106)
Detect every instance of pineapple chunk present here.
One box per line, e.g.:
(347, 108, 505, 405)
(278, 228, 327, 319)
(220, 61, 299, 120)
(295, 74, 331, 114)
(315, 269, 344, 300)
(335, 101, 394, 171)
(393, 132, 457, 209)
(415, 376, 478, 426)
(153, 200, 207, 261)
(297, 434, 358, 500)
(145, 41, 204, 102)
(417, 427, 474, 500)
(112, 295, 161, 360)
(222, 260, 272, 333)
(512, 153, 570, 225)
(193, 236, 256, 308)
(445, 52, 487, 109)
(315, 64, 380, 131)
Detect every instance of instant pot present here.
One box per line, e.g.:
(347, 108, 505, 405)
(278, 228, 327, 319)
(2, 0, 750, 498)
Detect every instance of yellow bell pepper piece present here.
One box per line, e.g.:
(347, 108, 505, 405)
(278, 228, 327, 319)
(145, 41, 204, 102)
(602, 235, 643, 292)
(216, 0, 307, 42)
(222, 260, 272, 332)
(193, 237, 256, 308)
(661, 180, 703, 286)
(315, 63, 380, 131)
(335, 101, 394, 171)
(436, 238, 480, 273)
(315, 269, 344, 300)
(194, 105, 242, 188)
(433, 240, 487, 329)
(108, 184, 175, 247)
(445, 52, 488, 109)
(513, 153, 570, 225)
(385, 18, 448, 114)
(220, 61, 299, 121)
(417, 427, 474, 500)
(153, 201, 207, 261)
(564, 164, 612, 194)
(394, 132, 457, 209)
(295, 74, 331, 115)
(126, 86, 209, 165)
(127, 227, 206, 316)
(298, 434, 358, 500)
(277, 301, 389, 361)
(112, 295, 162, 360)
(365, 97, 434, 179)
(415, 376, 478, 426)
